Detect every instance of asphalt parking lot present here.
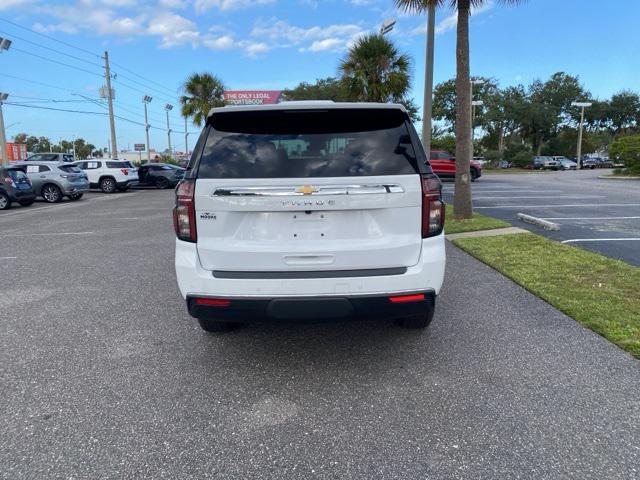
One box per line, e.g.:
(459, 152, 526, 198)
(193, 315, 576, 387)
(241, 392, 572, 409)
(442, 169, 640, 266)
(1, 189, 639, 479)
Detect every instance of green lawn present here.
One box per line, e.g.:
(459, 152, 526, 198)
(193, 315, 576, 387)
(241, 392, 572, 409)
(453, 233, 640, 359)
(445, 204, 511, 234)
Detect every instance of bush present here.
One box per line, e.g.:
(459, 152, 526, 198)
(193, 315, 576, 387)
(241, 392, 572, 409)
(610, 135, 640, 174)
(484, 150, 502, 167)
(431, 135, 456, 153)
(511, 151, 533, 168)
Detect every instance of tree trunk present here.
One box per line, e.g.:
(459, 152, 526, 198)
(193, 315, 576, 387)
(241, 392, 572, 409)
(453, 0, 473, 219)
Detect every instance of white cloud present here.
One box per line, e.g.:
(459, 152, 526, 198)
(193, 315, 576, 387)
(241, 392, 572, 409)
(243, 41, 271, 57)
(194, 0, 275, 12)
(147, 12, 200, 47)
(159, 0, 188, 8)
(411, 0, 495, 35)
(202, 34, 235, 50)
(305, 37, 344, 52)
(351, 0, 374, 5)
(0, 0, 32, 11)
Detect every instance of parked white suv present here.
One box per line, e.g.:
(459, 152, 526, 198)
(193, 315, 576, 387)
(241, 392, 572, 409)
(73, 159, 138, 193)
(174, 102, 446, 332)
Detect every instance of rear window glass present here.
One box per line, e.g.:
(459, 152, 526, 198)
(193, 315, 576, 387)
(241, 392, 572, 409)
(58, 165, 82, 173)
(6, 169, 29, 182)
(27, 154, 58, 161)
(197, 109, 419, 178)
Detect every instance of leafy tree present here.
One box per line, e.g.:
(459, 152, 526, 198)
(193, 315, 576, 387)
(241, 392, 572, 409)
(282, 77, 351, 102)
(180, 73, 226, 127)
(610, 135, 640, 173)
(339, 34, 412, 105)
(607, 91, 640, 134)
(396, 0, 525, 219)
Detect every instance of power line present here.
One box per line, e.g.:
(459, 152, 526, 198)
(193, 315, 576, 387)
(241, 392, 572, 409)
(12, 47, 104, 78)
(0, 72, 84, 94)
(0, 30, 104, 69)
(110, 60, 180, 97)
(0, 16, 99, 59)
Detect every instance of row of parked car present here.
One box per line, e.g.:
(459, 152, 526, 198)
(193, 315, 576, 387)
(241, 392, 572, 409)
(532, 155, 615, 170)
(0, 155, 185, 210)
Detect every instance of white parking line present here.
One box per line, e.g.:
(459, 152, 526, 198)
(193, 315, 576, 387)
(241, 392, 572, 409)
(0, 232, 94, 238)
(562, 238, 640, 244)
(475, 204, 640, 209)
(0, 256, 17, 260)
(541, 216, 640, 220)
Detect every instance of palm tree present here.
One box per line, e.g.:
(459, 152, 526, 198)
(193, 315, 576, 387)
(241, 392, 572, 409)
(180, 73, 226, 127)
(395, 0, 524, 219)
(339, 33, 412, 105)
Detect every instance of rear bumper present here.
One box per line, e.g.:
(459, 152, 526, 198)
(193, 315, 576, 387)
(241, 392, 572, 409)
(62, 183, 90, 195)
(175, 234, 446, 302)
(187, 291, 435, 323)
(8, 189, 36, 202)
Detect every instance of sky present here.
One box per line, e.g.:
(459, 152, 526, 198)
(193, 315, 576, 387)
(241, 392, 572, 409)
(0, 0, 639, 153)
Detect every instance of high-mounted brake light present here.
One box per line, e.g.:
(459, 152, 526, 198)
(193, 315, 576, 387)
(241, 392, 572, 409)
(4, 176, 15, 187)
(173, 179, 197, 242)
(421, 173, 445, 238)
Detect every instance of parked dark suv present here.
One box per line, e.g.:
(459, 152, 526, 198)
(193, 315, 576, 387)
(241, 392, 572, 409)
(0, 166, 37, 210)
(137, 163, 185, 189)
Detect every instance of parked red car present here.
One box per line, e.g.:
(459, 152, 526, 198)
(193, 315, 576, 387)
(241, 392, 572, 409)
(429, 150, 482, 182)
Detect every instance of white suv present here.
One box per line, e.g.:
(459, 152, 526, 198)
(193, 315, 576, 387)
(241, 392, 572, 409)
(74, 159, 139, 193)
(174, 102, 446, 332)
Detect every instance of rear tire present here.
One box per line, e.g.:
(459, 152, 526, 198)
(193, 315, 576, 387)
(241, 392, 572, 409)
(397, 297, 435, 329)
(470, 168, 478, 182)
(155, 177, 169, 189)
(42, 184, 63, 203)
(197, 318, 238, 333)
(19, 199, 35, 207)
(100, 177, 116, 193)
(0, 192, 11, 210)
(68, 193, 83, 201)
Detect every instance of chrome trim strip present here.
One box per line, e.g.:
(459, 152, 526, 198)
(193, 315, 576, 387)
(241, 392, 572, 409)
(212, 267, 408, 279)
(213, 184, 405, 197)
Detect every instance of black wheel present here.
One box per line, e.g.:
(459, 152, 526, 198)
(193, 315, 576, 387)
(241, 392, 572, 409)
(397, 297, 435, 329)
(42, 184, 63, 203)
(155, 177, 170, 189)
(18, 199, 35, 207)
(68, 193, 83, 201)
(100, 177, 116, 193)
(197, 318, 237, 333)
(470, 168, 478, 182)
(0, 192, 11, 210)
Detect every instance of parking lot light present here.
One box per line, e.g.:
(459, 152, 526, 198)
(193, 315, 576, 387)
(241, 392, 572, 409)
(165, 104, 173, 156)
(380, 18, 396, 35)
(0, 37, 11, 52)
(0, 92, 9, 166)
(571, 101, 593, 169)
(142, 96, 153, 162)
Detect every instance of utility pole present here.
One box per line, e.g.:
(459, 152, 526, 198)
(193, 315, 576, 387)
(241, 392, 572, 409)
(142, 95, 152, 163)
(0, 93, 8, 166)
(72, 134, 76, 159)
(102, 51, 118, 158)
(422, 5, 436, 156)
(572, 101, 592, 169)
(165, 104, 173, 156)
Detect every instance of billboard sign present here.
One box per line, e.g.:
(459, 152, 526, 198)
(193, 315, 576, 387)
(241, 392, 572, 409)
(223, 90, 282, 106)
(6, 143, 28, 162)
(134, 144, 145, 151)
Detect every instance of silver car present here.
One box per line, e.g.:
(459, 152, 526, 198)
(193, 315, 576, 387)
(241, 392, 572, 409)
(13, 161, 90, 203)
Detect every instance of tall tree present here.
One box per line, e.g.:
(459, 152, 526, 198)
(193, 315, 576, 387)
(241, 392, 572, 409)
(339, 34, 412, 105)
(607, 91, 640, 134)
(395, 0, 525, 219)
(282, 77, 351, 102)
(180, 73, 226, 127)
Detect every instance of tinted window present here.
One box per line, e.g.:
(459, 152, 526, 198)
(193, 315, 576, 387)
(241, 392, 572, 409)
(6, 169, 29, 183)
(58, 165, 82, 173)
(106, 161, 127, 168)
(198, 109, 419, 178)
(39, 165, 51, 172)
(27, 154, 59, 161)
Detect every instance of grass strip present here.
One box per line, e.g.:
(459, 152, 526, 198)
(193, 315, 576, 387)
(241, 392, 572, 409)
(445, 204, 511, 235)
(452, 233, 640, 359)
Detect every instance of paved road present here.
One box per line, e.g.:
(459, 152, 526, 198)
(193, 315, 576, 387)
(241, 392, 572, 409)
(442, 169, 640, 266)
(1, 190, 639, 479)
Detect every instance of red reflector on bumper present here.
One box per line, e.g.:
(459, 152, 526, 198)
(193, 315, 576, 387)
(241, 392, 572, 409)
(388, 293, 425, 304)
(194, 298, 231, 307)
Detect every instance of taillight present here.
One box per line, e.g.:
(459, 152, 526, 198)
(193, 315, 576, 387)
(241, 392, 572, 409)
(121, 168, 129, 176)
(4, 176, 15, 187)
(389, 293, 425, 303)
(194, 298, 230, 307)
(421, 173, 445, 238)
(173, 179, 197, 242)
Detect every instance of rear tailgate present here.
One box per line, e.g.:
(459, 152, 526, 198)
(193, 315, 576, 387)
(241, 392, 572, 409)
(194, 107, 424, 273)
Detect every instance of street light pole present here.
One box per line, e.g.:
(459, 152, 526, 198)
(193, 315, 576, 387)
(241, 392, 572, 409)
(184, 116, 189, 157)
(470, 79, 485, 157)
(165, 104, 173, 156)
(0, 93, 8, 166)
(422, 4, 436, 156)
(142, 95, 152, 163)
(102, 51, 118, 159)
(571, 101, 592, 169)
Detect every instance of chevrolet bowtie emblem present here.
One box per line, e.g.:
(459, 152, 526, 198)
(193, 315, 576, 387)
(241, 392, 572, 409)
(296, 185, 318, 195)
